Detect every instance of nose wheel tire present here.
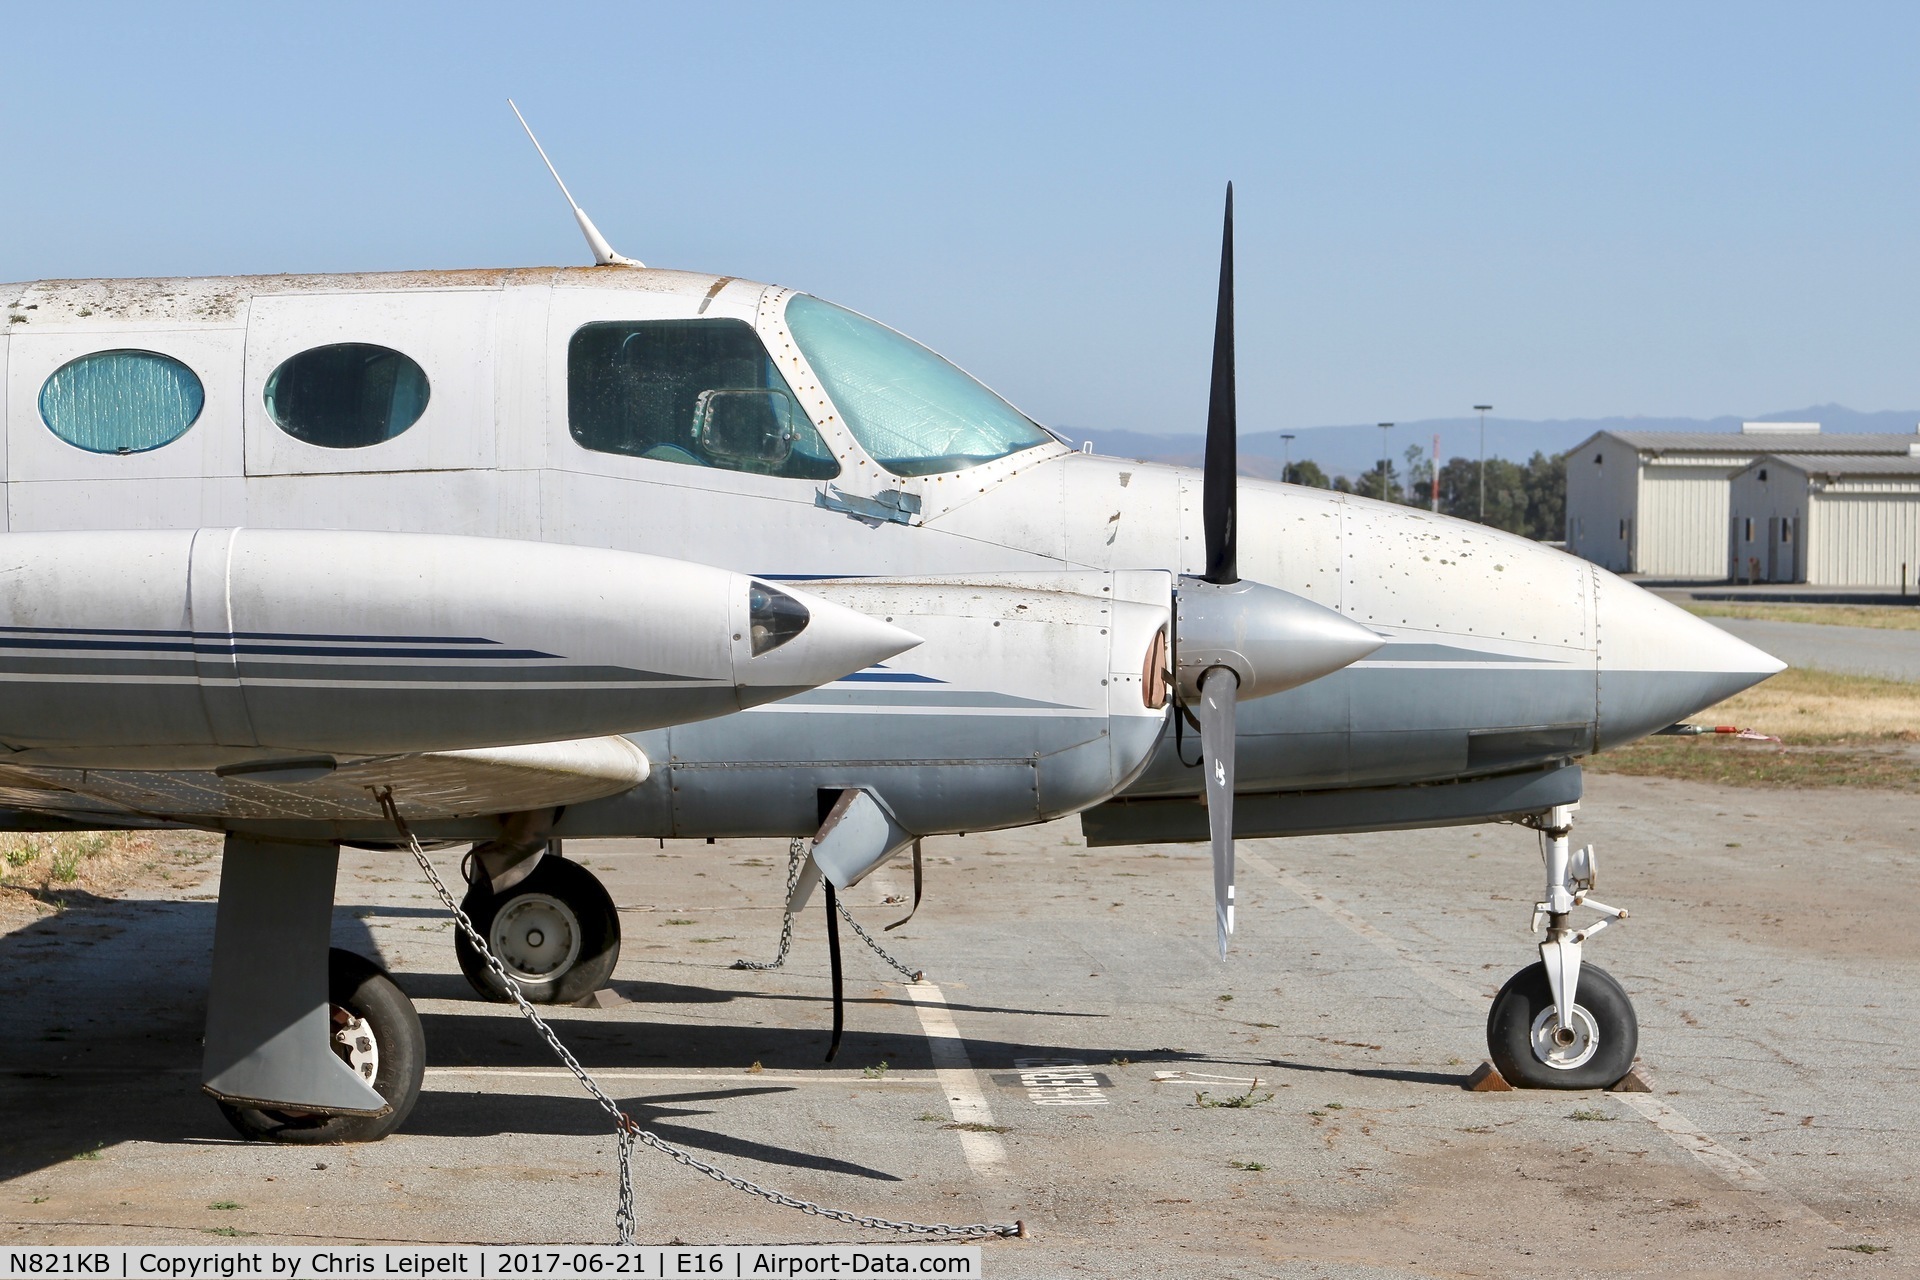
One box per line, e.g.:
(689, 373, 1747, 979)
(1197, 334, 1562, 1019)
(454, 855, 620, 1005)
(1486, 960, 1638, 1090)
(216, 949, 426, 1144)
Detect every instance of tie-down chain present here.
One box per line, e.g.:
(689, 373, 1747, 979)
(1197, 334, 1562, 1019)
(374, 789, 1016, 1245)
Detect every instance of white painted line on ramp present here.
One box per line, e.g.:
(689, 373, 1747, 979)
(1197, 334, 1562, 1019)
(1239, 846, 1488, 1003)
(905, 980, 1008, 1177)
(1239, 843, 1835, 1230)
(1151, 1070, 1268, 1087)
(1612, 1092, 1837, 1230)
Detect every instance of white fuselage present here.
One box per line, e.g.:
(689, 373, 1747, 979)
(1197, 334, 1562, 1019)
(0, 266, 1780, 840)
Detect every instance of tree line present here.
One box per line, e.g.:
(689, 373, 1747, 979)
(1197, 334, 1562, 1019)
(1282, 444, 1566, 542)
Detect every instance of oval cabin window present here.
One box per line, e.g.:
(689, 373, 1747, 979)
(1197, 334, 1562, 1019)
(38, 350, 205, 454)
(264, 344, 430, 448)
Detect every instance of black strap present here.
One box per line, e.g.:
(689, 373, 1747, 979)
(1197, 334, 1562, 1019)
(823, 880, 845, 1063)
(1173, 697, 1203, 768)
(886, 839, 924, 931)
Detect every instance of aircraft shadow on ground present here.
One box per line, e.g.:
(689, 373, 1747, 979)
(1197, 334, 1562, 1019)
(414, 1009, 1189, 1077)
(0, 1075, 903, 1183)
(399, 971, 1105, 1022)
(0, 894, 1440, 1184)
(405, 1085, 903, 1180)
(1252, 1057, 1468, 1088)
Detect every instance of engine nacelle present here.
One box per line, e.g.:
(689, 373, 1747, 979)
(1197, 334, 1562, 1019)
(638, 570, 1175, 837)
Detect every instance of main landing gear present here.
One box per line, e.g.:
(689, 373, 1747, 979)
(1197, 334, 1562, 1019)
(203, 836, 427, 1143)
(455, 841, 622, 1005)
(217, 948, 426, 1143)
(1486, 803, 1639, 1089)
(201, 829, 623, 1146)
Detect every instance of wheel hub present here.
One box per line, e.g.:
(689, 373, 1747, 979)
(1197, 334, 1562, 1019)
(1529, 1004, 1599, 1070)
(490, 892, 582, 981)
(330, 1006, 380, 1083)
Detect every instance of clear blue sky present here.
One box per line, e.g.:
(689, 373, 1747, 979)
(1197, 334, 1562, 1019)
(5, 2, 1917, 436)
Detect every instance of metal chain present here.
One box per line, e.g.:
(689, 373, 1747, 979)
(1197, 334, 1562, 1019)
(836, 896, 923, 982)
(731, 838, 806, 971)
(375, 794, 1015, 1242)
(733, 838, 923, 981)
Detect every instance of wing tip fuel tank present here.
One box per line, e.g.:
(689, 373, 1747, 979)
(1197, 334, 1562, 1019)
(732, 584, 922, 708)
(0, 529, 921, 761)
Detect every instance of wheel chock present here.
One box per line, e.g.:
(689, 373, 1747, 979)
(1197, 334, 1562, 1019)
(573, 987, 629, 1010)
(1608, 1065, 1654, 1093)
(1465, 1061, 1512, 1091)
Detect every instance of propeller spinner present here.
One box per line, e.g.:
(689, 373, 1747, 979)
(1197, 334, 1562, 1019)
(1174, 184, 1384, 959)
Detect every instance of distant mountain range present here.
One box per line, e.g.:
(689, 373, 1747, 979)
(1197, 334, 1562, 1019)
(1061, 405, 1920, 482)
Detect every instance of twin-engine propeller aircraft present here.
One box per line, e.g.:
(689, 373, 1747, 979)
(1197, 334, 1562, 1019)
(0, 117, 1782, 1138)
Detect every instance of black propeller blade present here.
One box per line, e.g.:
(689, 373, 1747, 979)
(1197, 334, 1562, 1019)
(1175, 190, 1385, 956)
(1199, 182, 1240, 958)
(1202, 182, 1238, 586)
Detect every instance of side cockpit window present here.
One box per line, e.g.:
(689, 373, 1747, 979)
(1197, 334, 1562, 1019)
(567, 319, 839, 480)
(39, 350, 204, 454)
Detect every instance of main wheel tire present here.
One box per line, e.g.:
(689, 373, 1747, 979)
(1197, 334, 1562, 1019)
(1487, 960, 1638, 1090)
(454, 855, 620, 1005)
(217, 948, 426, 1144)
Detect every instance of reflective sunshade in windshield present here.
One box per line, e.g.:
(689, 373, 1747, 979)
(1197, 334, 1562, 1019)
(783, 295, 1051, 477)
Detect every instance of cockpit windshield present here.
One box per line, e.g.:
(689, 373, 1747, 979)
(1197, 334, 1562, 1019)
(783, 295, 1053, 477)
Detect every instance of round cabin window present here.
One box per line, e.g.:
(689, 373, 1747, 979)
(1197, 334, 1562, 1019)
(264, 343, 430, 448)
(38, 349, 205, 454)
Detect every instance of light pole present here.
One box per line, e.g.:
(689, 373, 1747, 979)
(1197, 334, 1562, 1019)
(1474, 405, 1493, 521)
(1431, 432, 1440, 512)
(1281, 433, 1295, 482)
(1377, 422, 1394, 502)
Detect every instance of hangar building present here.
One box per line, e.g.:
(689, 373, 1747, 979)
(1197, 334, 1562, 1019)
(1563, 423, 1920, 577)
(1728, 453, 1920, 586)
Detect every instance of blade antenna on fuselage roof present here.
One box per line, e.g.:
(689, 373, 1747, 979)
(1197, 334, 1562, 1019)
(507, 99, 642, 268)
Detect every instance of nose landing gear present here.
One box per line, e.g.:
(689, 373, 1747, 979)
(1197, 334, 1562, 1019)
(1487, 958, 1637, 1089)
(1486, 804, 1639, 1089)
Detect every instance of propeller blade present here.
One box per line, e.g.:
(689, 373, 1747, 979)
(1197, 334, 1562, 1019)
(1203, 183, 1238, 586)
(1197, 665, 1239, 960)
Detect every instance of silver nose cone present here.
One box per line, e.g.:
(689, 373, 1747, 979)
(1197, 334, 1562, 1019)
(735, 581, 921, 703)
(1594, 574, 1786, 750)
(1176, 577, 1386, 701)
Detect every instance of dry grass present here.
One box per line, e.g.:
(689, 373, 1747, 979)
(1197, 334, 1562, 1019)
(0, 829, 217, 915)
(1690, 666, 1920, 743)
(1684, 601, 1920, 631)
(1588, 739, 1920, 791)
(1590, 666, 1920, 790)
